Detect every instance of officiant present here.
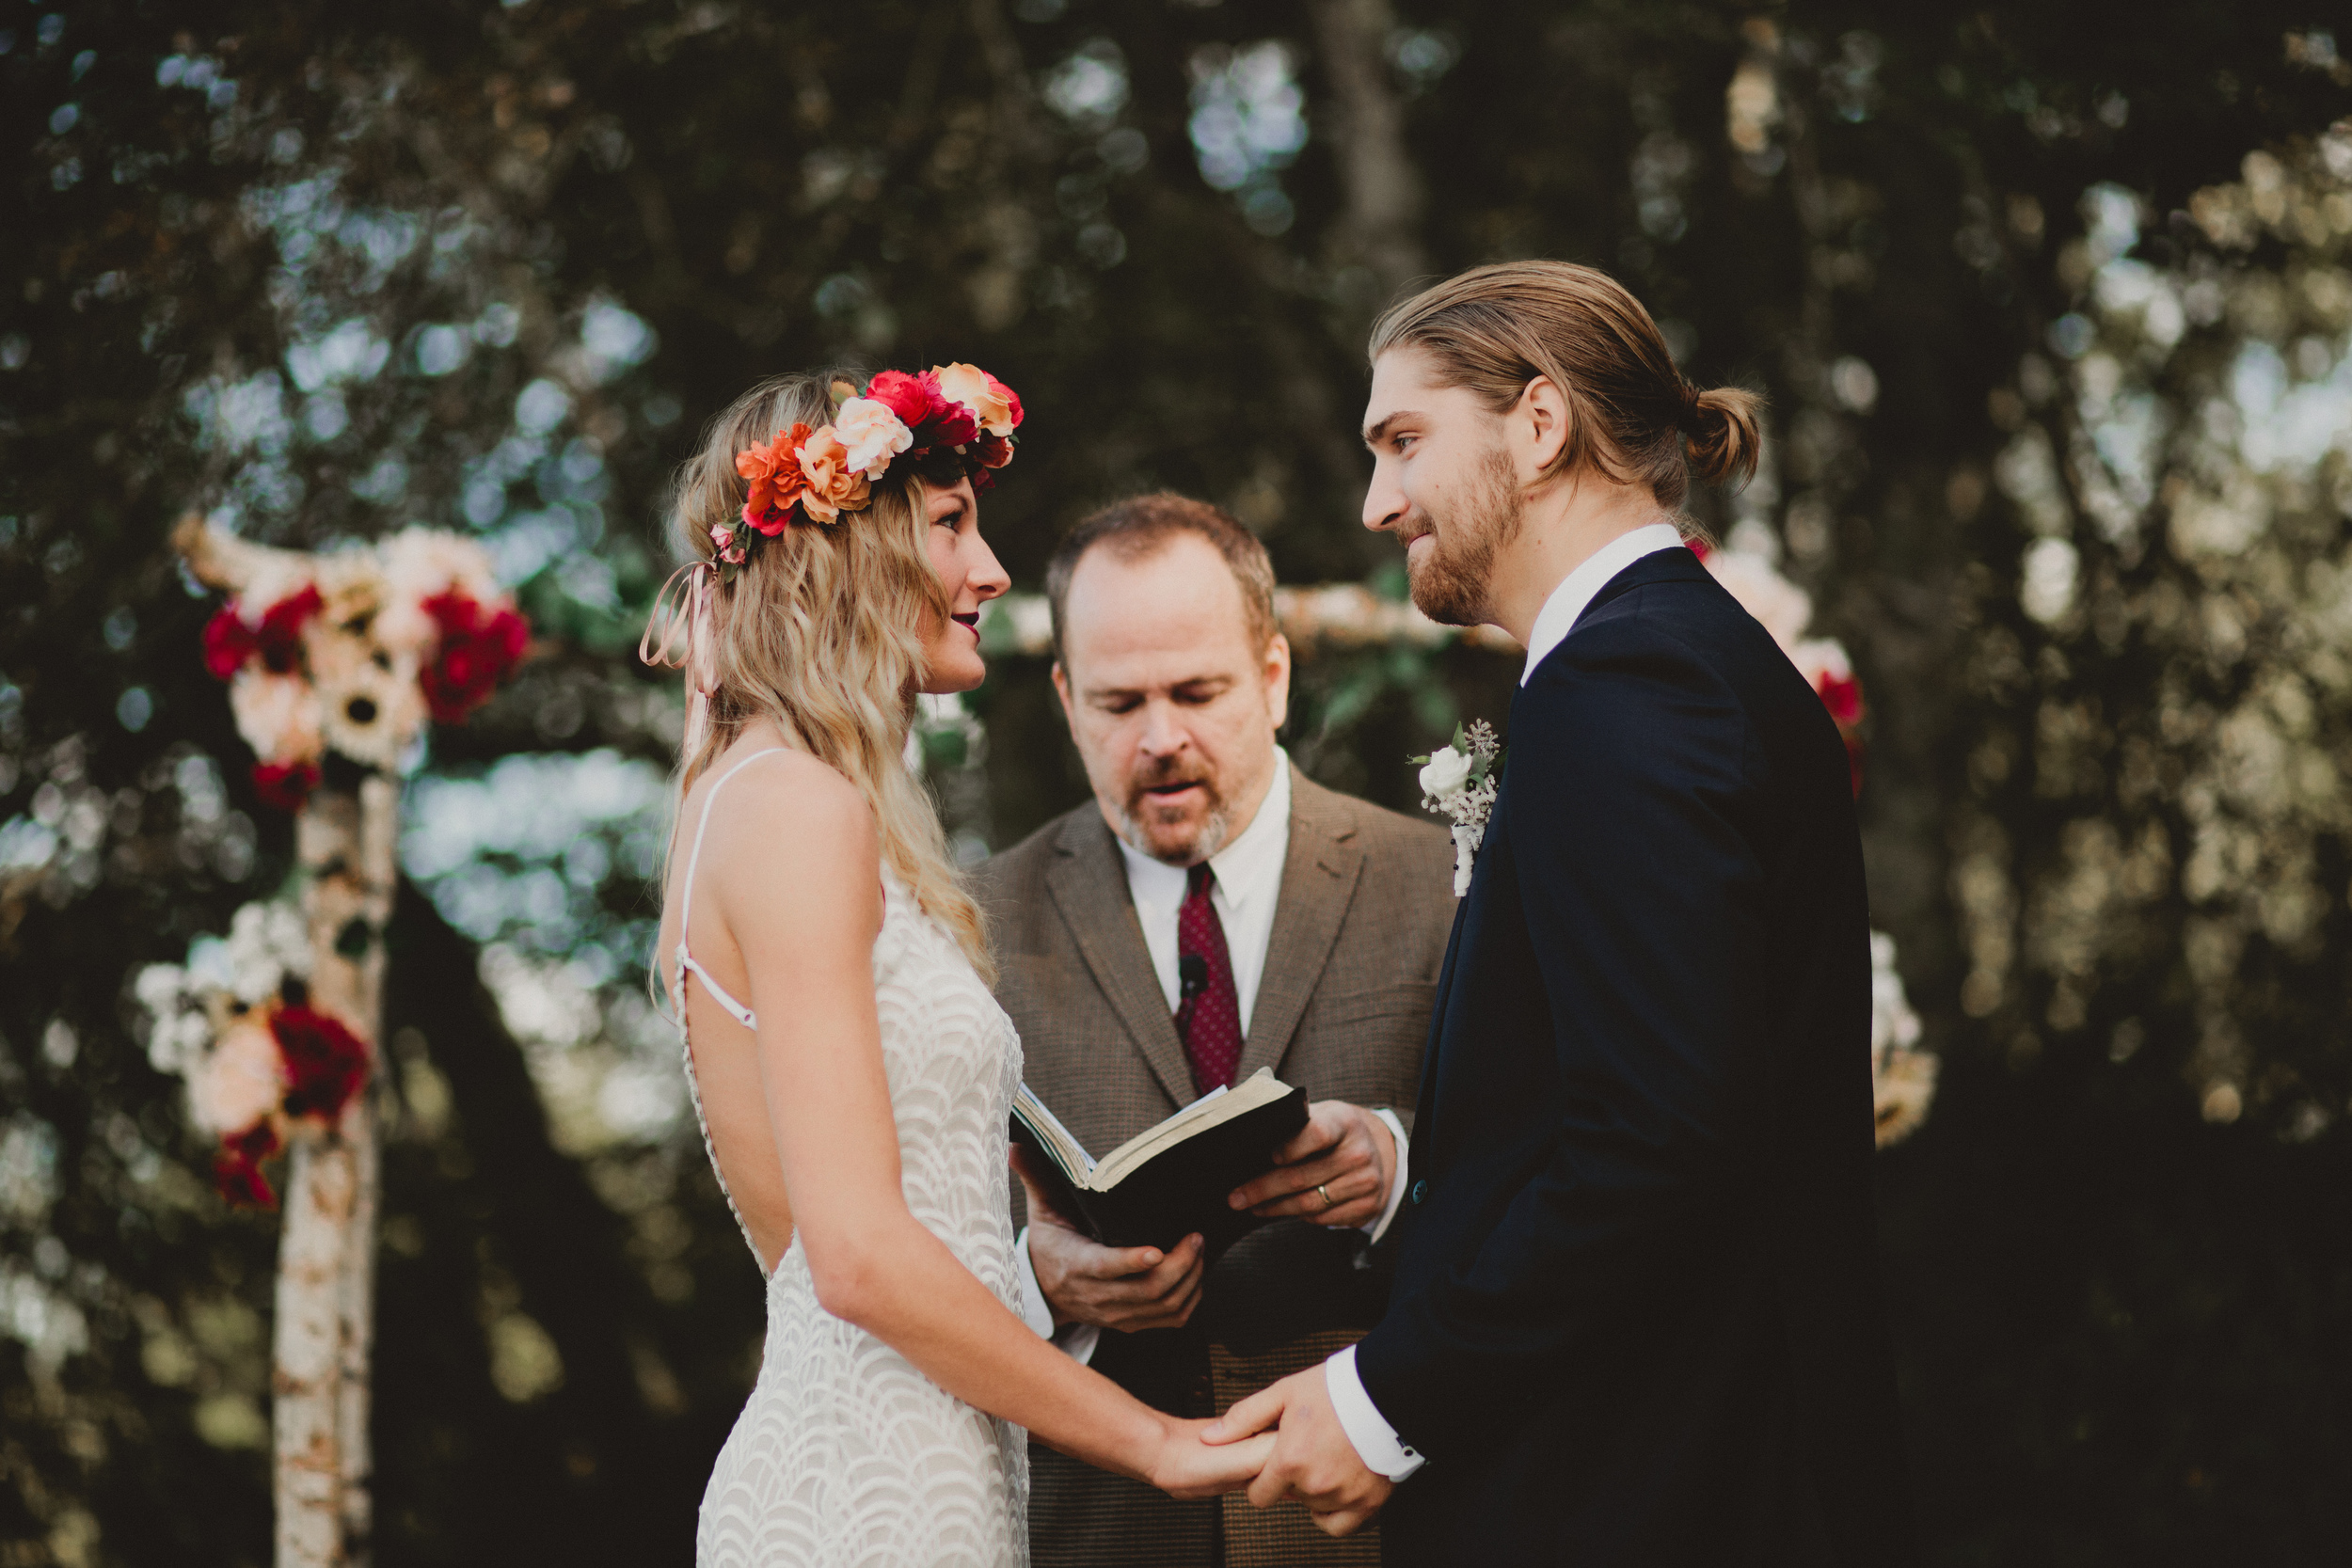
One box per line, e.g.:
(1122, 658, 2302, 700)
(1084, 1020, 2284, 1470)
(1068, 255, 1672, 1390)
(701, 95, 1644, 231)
(976, 494, 1454, 1566)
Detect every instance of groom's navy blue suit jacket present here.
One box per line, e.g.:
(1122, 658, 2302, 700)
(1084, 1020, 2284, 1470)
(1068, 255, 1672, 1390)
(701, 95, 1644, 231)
(1355, 547, 1912, 1565)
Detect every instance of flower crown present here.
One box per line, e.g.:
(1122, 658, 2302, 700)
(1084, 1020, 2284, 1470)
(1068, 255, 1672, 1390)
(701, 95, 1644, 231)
(709, 363, 1024, 580)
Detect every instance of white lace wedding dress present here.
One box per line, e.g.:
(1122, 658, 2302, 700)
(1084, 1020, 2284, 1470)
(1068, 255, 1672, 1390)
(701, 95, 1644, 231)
(675, 749, 1030, 1566)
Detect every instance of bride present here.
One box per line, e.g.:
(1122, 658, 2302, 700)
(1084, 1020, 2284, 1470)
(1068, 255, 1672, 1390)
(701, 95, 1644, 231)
(644, 364, 1270, 1566)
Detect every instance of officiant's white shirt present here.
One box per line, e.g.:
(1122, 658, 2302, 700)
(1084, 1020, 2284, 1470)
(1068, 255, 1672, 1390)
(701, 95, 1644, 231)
(1324, 520, 1689, 1482)
(1015, 752, 1413, 1360)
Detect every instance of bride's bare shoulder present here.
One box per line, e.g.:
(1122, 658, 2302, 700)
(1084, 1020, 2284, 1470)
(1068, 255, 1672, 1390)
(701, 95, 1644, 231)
(692, 743, 880, 901)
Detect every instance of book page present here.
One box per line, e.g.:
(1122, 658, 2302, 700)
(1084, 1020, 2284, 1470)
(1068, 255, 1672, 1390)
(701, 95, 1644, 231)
(1090, 1070, 1293, 1189)
(1013, 1083, 1094, 1181)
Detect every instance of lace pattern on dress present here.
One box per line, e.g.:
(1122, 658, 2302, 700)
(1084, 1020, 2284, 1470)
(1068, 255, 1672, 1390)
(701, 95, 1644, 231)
(674, 752, 1029, 1566)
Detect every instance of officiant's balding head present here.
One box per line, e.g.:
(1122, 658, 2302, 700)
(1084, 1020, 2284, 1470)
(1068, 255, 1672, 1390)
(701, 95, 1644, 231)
(1047, 495, 1291, 867)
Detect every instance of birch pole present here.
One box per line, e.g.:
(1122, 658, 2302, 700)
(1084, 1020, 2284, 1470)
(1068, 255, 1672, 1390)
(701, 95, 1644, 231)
(273, 775, 393, 1566)
(175, 519, 391, 1568)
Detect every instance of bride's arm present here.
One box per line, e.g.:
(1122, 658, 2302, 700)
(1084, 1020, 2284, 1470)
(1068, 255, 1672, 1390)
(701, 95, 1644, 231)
(708, 759, 1265, 1496)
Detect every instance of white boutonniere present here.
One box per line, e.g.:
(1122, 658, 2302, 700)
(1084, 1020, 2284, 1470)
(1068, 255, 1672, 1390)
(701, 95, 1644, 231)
(1410, 720, 1503, 897)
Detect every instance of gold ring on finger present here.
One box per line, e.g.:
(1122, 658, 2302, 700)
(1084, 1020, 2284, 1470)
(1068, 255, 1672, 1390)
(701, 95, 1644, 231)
(1317, 1182, 1334, 1209)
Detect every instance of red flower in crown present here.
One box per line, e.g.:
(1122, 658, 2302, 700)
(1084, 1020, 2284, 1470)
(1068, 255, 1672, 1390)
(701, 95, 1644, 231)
(866, 370, 980, 451)
(273, 1005, 371, 1123)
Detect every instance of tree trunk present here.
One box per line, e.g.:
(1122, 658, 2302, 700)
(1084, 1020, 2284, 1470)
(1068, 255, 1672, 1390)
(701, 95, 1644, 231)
(274, 776, 395, 1567)
(1309, 0, 1429, 304)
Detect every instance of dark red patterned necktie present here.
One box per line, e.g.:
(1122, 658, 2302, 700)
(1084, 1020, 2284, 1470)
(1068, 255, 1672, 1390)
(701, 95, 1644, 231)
(1174, 863, 1242, 1095)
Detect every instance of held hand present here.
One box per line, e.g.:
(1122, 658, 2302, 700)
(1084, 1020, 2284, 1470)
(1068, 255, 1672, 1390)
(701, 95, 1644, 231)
(1012, 1147, 1208, 1333)
(1227, 1101, 1395, 1228)
(1147, 1417, 1276, 1500)
(1203, 1367, 1394, 1536)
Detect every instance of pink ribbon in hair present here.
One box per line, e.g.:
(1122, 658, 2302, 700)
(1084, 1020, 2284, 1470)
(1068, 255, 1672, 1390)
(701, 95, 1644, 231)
(640, 561, 719, 759)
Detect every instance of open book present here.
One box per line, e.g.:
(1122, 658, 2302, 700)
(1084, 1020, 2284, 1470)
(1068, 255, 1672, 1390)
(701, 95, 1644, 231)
(1011, 1069, 1310, 1253)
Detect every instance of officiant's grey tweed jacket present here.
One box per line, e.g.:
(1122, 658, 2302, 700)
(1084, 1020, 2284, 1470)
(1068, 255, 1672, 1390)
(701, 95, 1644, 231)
(977, 765, 1454, 1567)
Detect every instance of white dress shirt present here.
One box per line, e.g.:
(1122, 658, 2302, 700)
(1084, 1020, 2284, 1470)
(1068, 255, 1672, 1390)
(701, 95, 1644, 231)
(1015, 752, 1413, 1361)
(1517, 520, 1688, 686)
(1321, 521, 1688, 1482)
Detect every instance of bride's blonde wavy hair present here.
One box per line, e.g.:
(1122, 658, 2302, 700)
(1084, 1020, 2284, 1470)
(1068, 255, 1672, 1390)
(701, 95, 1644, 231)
(660, 369, 992, 982)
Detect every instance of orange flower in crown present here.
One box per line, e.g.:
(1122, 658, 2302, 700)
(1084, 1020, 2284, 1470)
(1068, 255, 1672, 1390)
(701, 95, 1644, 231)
(737, 422, 814, 536)
(716, 363, 1024, 573)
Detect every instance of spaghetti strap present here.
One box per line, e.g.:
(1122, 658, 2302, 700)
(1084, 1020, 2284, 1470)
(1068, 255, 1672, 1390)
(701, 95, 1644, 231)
(675, 747, 790, 1029)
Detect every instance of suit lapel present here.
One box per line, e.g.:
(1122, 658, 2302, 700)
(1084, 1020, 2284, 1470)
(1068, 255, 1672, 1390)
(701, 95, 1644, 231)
(1237, 769, 1364, 1082)
(1411, 893, 1469, 1137)
(1042, 810, 1200, 1110)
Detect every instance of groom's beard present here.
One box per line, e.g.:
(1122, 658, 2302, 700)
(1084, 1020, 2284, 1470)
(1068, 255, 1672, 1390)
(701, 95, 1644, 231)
(1403, 445, 1523, 627)
(1113, 753, 1237, 867)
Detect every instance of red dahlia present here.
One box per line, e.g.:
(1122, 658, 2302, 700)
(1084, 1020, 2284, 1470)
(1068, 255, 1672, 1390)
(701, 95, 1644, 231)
(419, 591, 529, 723)
(251, 759, 322, 813)
(215, 1121, 283, 1209)
(272, 1005, 371, 1123)
(1815, 670, 1864, 729)
(201, 606, 259, 679)
(201, 585, 323, 680)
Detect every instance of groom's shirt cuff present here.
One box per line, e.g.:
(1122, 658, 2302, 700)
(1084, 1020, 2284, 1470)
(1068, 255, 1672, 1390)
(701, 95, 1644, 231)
(1014, 1227, 1100, 1365)
(1325, 1343, 1426, 1481)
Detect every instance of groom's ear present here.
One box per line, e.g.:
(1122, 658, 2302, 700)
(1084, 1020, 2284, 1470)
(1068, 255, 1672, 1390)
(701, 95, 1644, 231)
(1514, 375, 1575, 483)
(1051, 660, 1076, 728)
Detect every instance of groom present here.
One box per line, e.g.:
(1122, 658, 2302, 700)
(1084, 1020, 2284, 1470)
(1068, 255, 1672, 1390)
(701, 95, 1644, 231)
(1208, 261, 1914, 1563)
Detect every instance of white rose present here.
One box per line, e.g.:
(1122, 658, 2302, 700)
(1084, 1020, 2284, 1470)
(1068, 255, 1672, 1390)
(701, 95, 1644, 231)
(1419, 746, 1473, 800)
(377, 528, 501, 655)
(832, 397, 914, 480)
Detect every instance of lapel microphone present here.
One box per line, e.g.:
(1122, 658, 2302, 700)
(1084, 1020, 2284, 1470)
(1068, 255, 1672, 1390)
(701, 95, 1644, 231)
(1178, 953, 1208, 1000)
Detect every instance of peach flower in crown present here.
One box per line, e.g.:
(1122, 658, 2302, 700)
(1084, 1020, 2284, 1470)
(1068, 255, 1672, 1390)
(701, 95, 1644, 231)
(833, 397, 914, 479)
(795, 427, 871, 523)
(933, 363, 1024, 438)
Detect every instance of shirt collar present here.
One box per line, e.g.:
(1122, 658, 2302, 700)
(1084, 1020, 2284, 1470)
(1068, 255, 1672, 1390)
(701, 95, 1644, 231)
(1115, 750, 1293, 902)
(1518, 521, 1688, 685)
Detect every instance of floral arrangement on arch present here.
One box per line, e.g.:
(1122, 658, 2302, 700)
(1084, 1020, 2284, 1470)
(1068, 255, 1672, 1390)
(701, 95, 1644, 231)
(134, 900, 370, 1206)
(1692, 535, 1934, 1148)
(198, 527, 528, 811)
(1688, 537, 1864, 796)
(711, 363, 1023, 578)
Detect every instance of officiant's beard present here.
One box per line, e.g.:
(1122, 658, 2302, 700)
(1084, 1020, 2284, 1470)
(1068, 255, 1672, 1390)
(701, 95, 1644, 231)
(1114, 757, 1237, 866)
(1405, 445, 1523, 627)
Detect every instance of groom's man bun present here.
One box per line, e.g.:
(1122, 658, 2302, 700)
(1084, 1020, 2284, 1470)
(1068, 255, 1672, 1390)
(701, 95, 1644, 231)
(1369, 260, 1764, 510)
(1043, 492, 1278, 667)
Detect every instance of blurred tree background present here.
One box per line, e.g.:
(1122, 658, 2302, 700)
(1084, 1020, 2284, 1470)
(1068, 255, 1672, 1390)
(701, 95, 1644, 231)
(5, 0, 2351, 1562)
